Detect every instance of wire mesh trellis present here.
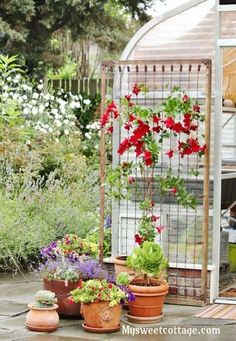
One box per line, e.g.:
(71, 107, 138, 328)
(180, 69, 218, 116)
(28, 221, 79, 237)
(99, 60, 212, 305)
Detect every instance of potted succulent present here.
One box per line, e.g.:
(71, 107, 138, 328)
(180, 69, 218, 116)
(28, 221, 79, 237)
(126, 241, 168, 323)
(26, 290, 59, 332)
(70, 273, 135, 333)
(38, 234, 106, 317)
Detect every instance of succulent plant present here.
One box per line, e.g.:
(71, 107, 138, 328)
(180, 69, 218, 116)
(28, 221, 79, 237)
(34, 290, 57, 308)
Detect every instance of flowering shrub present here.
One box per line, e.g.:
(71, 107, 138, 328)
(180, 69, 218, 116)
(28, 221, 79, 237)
(70, 273, 135, 307)
(102, 84, 207, 245)
(0, 55, 92, 138)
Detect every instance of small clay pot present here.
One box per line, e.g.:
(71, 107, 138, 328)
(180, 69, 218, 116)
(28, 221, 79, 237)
(128, 278, 169, 323)
(114, 256, 135, 278)
(43, 278, 81, 317)
(81, 301, 121, 332)
(26, 303, 59, 332)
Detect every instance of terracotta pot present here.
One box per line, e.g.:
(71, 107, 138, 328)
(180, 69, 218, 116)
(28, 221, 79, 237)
(114, 256, 135, 278)
(43, 278, 81, 317)
(26, 303, 59, 332)
(128, 278, 169, 320)
(81, 301, 121, 330)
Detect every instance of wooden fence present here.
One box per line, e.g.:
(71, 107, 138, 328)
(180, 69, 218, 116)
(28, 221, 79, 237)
(48, 78, 113, 96)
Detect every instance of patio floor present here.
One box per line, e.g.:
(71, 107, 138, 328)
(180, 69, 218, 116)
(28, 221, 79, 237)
(0, 274, 236, 340)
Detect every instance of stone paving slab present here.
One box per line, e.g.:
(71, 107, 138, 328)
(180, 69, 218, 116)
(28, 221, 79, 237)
(0, 281, 42, 305)
(0, 301, 28, 317)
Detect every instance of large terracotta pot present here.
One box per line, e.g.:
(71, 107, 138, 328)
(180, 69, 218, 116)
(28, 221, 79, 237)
(81, 301, 121, 332)
(26, 303, 59, 332)
(43, 278, 81, 317)
(128, 278, 169, 322)
(114, 256, 135, 278)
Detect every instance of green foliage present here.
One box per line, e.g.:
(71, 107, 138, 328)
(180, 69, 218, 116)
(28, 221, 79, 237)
(70, 279, 128, 307)
(0, 0, 154, 74)
(116, 272, 129, 286)
(126, 241, 168, 281)
(157, 170, 198, 209)
(88, 228, 111, 258)
(34, 290, 57, 308)
(47, 58, 77, 80)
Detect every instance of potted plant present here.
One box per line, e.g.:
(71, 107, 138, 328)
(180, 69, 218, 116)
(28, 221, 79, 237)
(126, 241, 168, 323)
(38, 234, 106, 317)
(102, 84, 207, 279)
(70, 273, 135, 333)
(26, 290, 59, 332)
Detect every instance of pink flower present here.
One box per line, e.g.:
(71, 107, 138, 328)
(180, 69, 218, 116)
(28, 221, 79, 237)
(156, 225, 164, 234)
(128, 176, 135, 184)
(183, 95, 189, 103)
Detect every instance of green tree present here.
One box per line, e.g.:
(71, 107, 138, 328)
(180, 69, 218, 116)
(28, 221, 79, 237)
(0, 0, 156, 75)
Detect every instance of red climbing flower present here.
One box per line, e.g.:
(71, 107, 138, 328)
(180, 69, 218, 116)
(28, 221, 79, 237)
(118, 138, 130, 155)
(156, 225, 164, 234)
(166, 149, 174, 158)
(143, 150, 153, 166)
(164, 117, 175, 129)
(193, 104, 200, 113)
(183, 95, 189, 103)
(132, 83, 141, 96)
(134, 234, 144, 245)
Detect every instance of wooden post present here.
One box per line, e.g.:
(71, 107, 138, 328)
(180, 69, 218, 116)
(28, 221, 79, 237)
(201, 60, 212, 301)
(99, 63, 107, 264)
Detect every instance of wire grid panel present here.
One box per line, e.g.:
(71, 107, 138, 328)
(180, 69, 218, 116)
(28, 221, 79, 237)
(102, 60, 212, 302)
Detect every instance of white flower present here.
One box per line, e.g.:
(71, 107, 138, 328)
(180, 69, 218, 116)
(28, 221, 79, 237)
(7, 76, 12, 82)
(38, 104, 45, 114)
(48, 127, 53, 133)
(83, 99, 91, 105)
(23, 107, 30, 115)
(33, 92, 39, 99)
(51, 108, 58, 115)
(22, 95, 27, 101)
(12, 93, 19, 100)
(85, 132, 92, 140)
(32, 107, 38, 115)
(64, 129, 69, 135)
(55, 120, 62, 127)
(64, 119, 69, 125)
(3, 85, 8, 91)
(37, 84, 44, 91)
(70, 121, 75, 126)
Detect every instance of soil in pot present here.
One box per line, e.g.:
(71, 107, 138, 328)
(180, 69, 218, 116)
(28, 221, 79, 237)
(128, 278, 169, 323)
(25, 303, 59, 332)
(43, 278, 81, 318)
(81, 301, 121, 332)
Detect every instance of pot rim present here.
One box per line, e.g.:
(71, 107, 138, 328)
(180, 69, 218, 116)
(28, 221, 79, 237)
(28, 303, 59, 311)
(81, 301, 121, 307)
(43, 277, 80, 284)
(113, 255, 129, 264)
(128, 278, 169, 294)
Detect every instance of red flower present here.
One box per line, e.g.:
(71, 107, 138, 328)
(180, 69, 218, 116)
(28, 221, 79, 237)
(132, 83, 141, 96)
(77, 279, 83, 289)
(151, 215, 160, 222)
(107, 125, 113, 134)
(153, 115, 160, 124)
(134, 140, 144, 157)
(134, 234, 144, 245)
(189, 138, 201, 153)
(183, 113, 191, 129)
(200, 144, 207, 153)
(193, 104, 200, 113)
(108, 283, 113, 289)
(183, 95, 189, 103)
(170, 187, 177, 195)
(100, 110, 110, 127)
(173, 122, 184, 133)
(125, 94, 132, 102)
(124, 122, 132, 131)
(129, 113, 136, 122)
(97, 293, 102, 299)
(151, 201, 155, 207)
(68, 296, 74, 304)
(156, 225, 164, 234)
(164, 117, 175, 129)
(153, 126, 162, 133)
(118, 138, 130, 155)
(143, 150, 153, 166)
(166, 149, 174, 158)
